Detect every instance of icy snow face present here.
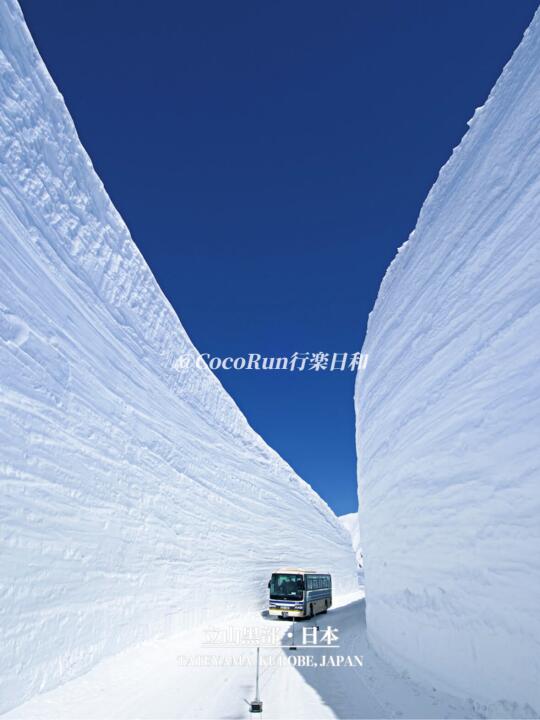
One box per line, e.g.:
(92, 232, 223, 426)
(338, 512, 362, 566)
(0, 1, 357, 712)
(355, 9, 540, 715)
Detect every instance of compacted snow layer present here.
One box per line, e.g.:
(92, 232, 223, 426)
(339, 512, 362, 567)
(355, 9, 540, 716)
(0, 1, 357, 712)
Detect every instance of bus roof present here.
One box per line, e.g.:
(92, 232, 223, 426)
(273, 567, 329, 575)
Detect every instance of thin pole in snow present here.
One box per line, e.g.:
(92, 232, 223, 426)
(249, 647, 263, 713)
(255, 647, 260, 701)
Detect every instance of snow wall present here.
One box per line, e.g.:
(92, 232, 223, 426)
(339, 512, 362, 566)
(355, 9, 540, 716)
(0, 2, 357, 712)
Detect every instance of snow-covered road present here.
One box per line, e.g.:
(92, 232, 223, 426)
(4, 591, 483, 720)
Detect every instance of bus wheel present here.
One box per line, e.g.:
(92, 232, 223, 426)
(323, 600, 328, 614)
(309, 603, 314, 618)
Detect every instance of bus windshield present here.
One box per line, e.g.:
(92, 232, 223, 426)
(269, 573, 304, 599)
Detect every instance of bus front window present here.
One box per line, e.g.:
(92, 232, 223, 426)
(269, 573, 304, 599)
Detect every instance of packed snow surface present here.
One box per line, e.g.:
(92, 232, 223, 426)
(5, 591, 491, 720)
(0, 1, 357, 713)
(355, 8, 540, 716)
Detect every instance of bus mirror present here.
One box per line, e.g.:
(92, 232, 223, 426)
(267, 580, 270, 588)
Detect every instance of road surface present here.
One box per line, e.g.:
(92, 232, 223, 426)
(4, 590, 480, 719)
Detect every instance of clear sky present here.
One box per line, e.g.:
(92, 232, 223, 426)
(19, 0, 538, 516)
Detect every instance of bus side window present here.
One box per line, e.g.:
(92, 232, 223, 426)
(306, 576, 313, 590)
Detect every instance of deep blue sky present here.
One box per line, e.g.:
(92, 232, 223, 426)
(20, 0, 537, 515)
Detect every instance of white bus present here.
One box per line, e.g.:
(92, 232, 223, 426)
(268, 567, 332, 619)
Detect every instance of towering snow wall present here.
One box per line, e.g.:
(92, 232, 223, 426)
(355, 9, 540, 716)
(0, 2, 357, 712)
(339, 512, 362, 566)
